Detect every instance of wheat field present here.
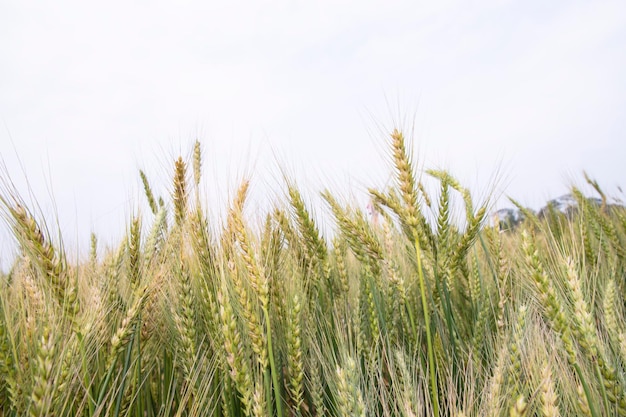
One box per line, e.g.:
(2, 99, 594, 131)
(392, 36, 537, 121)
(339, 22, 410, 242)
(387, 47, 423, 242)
(1, 130, 625, 416)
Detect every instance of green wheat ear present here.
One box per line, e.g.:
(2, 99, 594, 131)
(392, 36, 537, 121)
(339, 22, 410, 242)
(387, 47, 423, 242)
(172, 258, 198, 381)
(286, 293, 304, 410)
(173, 156, 188, 228)
(193, 139, 202, 188)
(288, 184, 328, 278)
(140, 170, 158, 215)
(335, 357, 365, 417)
(90, 232, 98, 265)
(128, 216, 141, 291)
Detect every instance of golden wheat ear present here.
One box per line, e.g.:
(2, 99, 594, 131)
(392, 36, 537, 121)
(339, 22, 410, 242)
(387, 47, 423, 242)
(390, 129, 420, 228)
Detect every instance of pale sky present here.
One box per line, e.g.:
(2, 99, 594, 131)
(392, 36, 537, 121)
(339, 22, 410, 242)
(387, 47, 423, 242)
(1, 0, 625, 268)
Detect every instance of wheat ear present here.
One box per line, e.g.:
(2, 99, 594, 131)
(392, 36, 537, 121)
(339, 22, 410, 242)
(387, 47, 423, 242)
(335, 357, 365, 417)
(509, 395, 527, 417)
(193, 139, 202, 188)
(173, 156, 188, 228)
(218, 280, 253, 416)
(539, 361, 561, 417)
(390, 129, 439, 415)
(522, 232, 599, 417)
(287, 294, 305, 411)
(140, 170, 158, 215)
(288, 184, 328, 277)
(29, 326, 55, 417)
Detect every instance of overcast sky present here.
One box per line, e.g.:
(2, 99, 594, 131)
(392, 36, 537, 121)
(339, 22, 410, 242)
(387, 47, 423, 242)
(1, 0, 625, 268)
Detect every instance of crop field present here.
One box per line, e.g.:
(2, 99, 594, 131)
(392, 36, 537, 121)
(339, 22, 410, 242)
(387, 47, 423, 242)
(0, 130, 625, 416)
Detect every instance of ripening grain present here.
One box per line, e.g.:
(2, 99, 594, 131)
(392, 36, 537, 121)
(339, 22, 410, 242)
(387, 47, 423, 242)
(0, 132, 624, 417)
